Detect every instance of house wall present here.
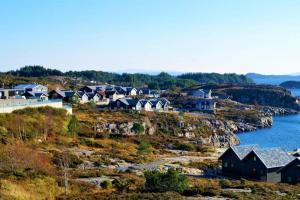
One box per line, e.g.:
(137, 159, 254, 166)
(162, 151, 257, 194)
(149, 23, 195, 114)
(243, 153, 267, 181)
(267, 167, 281, 183)
(144, 103, 152, 111)
(0, 99, 72, 114)
(281, 160, 300, 184)
(130, 90, 137, 96)
(221, 150, 245, 178)
(81, 94, 89, 103)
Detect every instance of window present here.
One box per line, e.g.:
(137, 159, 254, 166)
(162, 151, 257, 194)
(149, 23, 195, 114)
(287, 177, 292, 183)
(252, 168, 256, 176)
(224, 162, 228, 168)
(230, 163, 234, 168)
(253, 156, 256, 161)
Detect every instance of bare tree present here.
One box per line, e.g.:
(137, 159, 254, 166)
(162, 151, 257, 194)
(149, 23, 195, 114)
(60, 150, 71, 195)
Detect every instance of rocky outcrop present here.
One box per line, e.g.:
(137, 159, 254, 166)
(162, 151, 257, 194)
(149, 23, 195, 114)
(82, 108, 274, 148)
(261, 106, 299, 116)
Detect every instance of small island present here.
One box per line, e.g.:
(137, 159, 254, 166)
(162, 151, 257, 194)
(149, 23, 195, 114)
(280, 81, 300, 89)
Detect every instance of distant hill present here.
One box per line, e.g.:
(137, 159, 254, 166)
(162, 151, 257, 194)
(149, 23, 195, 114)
(3, 66, 253, 90)
(178, 72, 252, 84)
(246, 73, 300, 85)
(280, 81, 300, 89)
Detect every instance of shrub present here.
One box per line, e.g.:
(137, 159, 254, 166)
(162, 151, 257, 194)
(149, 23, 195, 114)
(138, 141, 152, 155)
(144, 169, 189, 193)
(101, 180, 113, 189)
(219, 179, 231, 188)
(221, 191, 239, 199)
(0, 144, 54, 176)
(132, 123, 144, 133)
(173, 143, 195, 151)
(52, 151, 83, 168)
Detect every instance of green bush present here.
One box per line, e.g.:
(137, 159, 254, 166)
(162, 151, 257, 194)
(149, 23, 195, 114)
(219, 179, 231, 188)
(144, 169, 189, 193)
(173, 143, 195, 151)
(101, 180, 113, 189)
(132, 123, 144, 133)
(138, 141, 152, 155)
(221, 191, 239, 199)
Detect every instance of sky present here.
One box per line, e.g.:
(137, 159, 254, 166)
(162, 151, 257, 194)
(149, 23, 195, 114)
(0, 0, 300, 75)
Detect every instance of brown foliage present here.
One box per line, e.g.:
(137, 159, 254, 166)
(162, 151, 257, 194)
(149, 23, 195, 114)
(0, 144, 55, 176)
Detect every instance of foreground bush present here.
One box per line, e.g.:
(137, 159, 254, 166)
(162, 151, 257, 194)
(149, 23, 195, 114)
(144, 169, 188, 193)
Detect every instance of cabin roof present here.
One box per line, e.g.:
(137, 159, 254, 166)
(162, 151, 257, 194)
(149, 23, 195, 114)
(248, 148, 294, 169)
(277, 158, 300, 172)
(231, 145, 260, 160)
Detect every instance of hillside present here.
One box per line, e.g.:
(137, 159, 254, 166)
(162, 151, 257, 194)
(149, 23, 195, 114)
(189, 84, 300, 111)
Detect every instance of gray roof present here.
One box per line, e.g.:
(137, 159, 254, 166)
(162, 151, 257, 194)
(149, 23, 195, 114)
(14, 84, 40, 90)
(56, 90, 75, 98)
(231, 145, 260, 160)
(117, 98, 139, 106)
(250, 148, 294, 169)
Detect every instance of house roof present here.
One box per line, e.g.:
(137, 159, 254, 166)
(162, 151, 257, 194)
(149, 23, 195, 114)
(138, 88, 151, 94)
(139, 100, 152, 106)
(86, 92, 99, 99)
(105, 90, 118, 95)
(55, 90, 75, 98)
(76, 91, 88, 97)
(158, 98, 170, 105)
(149, 99, 162, 106)
(114, 86, 127, 94)
(117, 98, 140, 106)
(219, 145, 260, 160)
(231, 145, 260, 160)
(14, 84, 41, 90)
(25, 91, 48, 97)
(277, 158, 300, 172)
(246, 148, 294, 169)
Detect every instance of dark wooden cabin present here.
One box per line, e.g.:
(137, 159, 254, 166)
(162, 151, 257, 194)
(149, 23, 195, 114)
(278, 158, 300, 184)
(219, 145, 259, 178)
(242, 148, 293, 182)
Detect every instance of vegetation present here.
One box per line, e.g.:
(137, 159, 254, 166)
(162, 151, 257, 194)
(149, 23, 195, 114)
(144, 169, 189, 193)
(3, 66, 253, 90)
(178, 72, 252, 84)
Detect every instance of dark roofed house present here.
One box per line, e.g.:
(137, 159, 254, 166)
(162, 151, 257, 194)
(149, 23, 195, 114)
(219, 145, 259, 178)
(137, 88, 151, 96)
(242, 148, 294, 182)
(113, 98, 142, 111)
(23, 91, 48, 100)
(149, 99, 163, 111)
(159, 98, 170, 111)
(49, 90, 75, 102)
(14, 84, 48, 93)
(139, 99, 152, 111)
(278, 158, 300, 184)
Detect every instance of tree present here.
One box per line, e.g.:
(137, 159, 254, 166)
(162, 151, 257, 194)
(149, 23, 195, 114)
(68, 115, 78, 136)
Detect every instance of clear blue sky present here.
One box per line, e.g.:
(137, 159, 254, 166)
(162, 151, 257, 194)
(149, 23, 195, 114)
(0, 0, 300, 74)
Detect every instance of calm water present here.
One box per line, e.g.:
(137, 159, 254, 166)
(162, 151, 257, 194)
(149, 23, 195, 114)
(291, 89, 300, 97)
(238, 89, 300, 150)
(238, 114, 300, 151)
